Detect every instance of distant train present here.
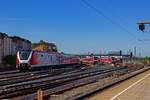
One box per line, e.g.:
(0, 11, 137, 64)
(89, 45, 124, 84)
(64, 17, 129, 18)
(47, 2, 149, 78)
(80, 56, 122, 65)
(16, 50, 80, 71)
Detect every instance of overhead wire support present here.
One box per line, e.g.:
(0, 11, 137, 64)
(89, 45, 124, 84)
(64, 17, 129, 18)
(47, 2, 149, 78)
(137, 21, 150, 42)
(137, 21, 150, 24)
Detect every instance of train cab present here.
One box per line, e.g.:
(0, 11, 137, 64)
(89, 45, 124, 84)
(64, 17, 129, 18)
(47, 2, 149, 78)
(16, 50, 32, 70)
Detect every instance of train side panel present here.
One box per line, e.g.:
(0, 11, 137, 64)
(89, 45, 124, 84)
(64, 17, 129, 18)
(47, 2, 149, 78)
(30, 51, 59, 67)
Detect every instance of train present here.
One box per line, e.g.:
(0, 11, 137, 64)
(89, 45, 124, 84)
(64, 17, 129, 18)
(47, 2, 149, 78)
(16, 50, 80, 70)
(80, 56, 122, 65)
(16, 50, 122, 71)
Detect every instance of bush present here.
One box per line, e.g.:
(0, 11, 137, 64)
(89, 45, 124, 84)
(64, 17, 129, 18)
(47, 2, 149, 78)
(2, 55, 16, 66)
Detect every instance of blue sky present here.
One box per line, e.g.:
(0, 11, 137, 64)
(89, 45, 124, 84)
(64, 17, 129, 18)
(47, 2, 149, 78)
(0, 0, 150, 56)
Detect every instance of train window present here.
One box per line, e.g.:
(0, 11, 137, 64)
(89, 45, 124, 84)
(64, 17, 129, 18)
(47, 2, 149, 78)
(112, 57, 116, 61)
(19, 51, 31, 60)
(41, 54, 43, 57)
(94, 57, 98, 60)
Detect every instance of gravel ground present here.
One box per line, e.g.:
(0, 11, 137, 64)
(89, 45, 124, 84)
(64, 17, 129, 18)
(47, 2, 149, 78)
(0, 64, 15, 72)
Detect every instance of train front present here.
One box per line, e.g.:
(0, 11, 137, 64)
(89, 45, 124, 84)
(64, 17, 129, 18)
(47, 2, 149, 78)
(16, 50, 32, 70)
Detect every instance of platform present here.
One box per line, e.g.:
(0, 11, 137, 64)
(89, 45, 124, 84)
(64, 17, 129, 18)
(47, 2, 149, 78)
(87, 69, 150, 100)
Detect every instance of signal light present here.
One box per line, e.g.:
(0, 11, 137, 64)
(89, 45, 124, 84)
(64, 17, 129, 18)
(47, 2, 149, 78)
(139, 24, 145, 31)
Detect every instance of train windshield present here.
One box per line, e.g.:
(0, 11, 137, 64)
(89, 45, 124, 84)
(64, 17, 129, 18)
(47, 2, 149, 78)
(19, 51, 31, 60)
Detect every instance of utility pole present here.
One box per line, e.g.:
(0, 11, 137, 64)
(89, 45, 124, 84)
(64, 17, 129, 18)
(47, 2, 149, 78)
(134, 46, 136, 57)
(139, 52, 141, 57)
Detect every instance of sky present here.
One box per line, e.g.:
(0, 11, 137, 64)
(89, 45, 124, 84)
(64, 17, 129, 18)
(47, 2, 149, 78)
(0, 0, 150, 56)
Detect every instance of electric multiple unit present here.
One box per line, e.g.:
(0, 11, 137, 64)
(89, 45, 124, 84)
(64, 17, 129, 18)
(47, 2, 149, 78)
(16, 50, 80, 70)
(80, 56, 122, 65)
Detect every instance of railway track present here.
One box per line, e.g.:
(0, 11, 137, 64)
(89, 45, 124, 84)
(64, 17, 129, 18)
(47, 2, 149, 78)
(0, 70, 19, 76)
(18, 66, 129, 100)
(0, 65, 130, 99)
(0, 68, 84, 86)
(0, 64, 82, 79)
(0, 65, 111, 84)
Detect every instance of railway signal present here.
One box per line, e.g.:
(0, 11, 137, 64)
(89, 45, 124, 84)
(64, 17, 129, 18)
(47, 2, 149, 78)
(137, 21, 150, 31)
(139, 24, 145, 31)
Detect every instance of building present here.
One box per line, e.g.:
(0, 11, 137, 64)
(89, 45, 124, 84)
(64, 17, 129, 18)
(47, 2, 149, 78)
(32, 40, 57, 52)
(0, 32, 31, 63)
(11, 36, 31, 52)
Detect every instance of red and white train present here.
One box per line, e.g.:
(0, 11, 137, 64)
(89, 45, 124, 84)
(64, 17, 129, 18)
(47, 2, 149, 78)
(80, 56, 122, 65)
(16, 50, 80, 70)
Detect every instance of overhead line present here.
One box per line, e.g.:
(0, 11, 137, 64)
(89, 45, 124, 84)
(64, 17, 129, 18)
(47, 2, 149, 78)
(81, 0, 136, 37)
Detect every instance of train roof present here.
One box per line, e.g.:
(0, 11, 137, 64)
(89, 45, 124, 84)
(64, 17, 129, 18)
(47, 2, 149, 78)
(18, 50, 78, 57)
